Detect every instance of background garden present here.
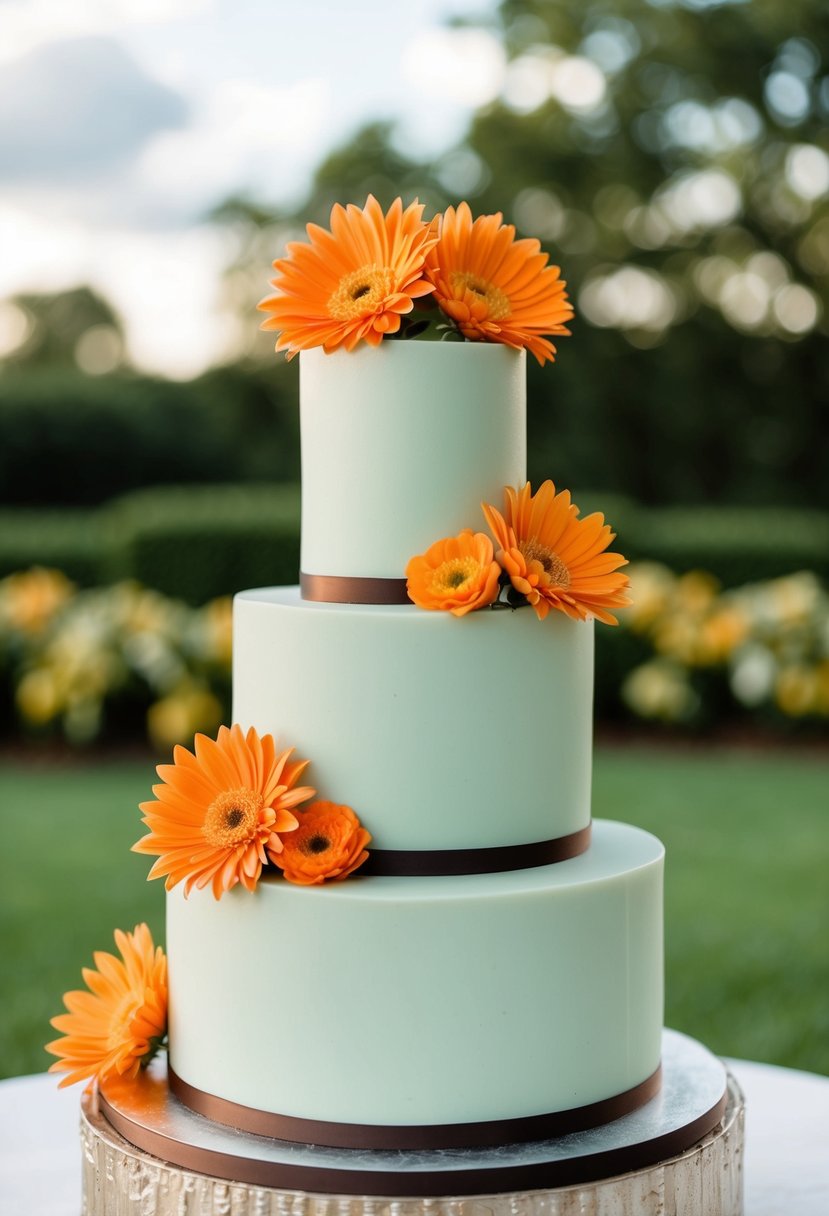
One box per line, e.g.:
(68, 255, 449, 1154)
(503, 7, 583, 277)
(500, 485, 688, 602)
(1, 0, 827, 1081)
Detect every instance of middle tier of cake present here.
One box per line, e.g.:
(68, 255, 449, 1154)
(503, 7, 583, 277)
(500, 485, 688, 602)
(166, 819, 664, 1144)
(233, 587, 594, 852)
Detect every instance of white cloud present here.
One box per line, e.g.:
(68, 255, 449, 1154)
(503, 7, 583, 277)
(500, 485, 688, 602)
(0, 0, 502, 376)
(0, 55, 329, 229)
(0, 0, 213, 64)
(0, 204, 93, 294)
(0, 203, 238, 378)
(403, 27, 505, 109)
(93, 226, 241, 378)
(395, 26, 506, 158)
(131, 76, 331, 218)
(0, 36, 188, 183)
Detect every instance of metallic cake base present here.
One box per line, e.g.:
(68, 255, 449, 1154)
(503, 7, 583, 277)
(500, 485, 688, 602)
(82, 1030, 743, 1213)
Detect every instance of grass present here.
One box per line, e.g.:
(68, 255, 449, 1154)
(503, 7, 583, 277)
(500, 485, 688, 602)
(0, 757, 164, 1081)
(594, 746, 828, 1075)
(0, 744, 827, 1080)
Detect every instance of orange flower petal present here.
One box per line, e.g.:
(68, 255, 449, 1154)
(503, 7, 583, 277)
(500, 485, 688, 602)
(133, 725, 315, 899)
(46, 925, 167, 1090)
(270, 801, 371, 885)
(424, 205, 574, 366)
(406, 529, 501, 617)
(259, 195, 438, 358)
(482, 482, 630, 624)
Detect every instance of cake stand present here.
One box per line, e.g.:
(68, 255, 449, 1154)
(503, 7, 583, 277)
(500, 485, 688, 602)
(81, 1029, 744, 1215)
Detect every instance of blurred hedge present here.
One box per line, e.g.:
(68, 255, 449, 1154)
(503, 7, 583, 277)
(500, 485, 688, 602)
(0, 370, 241, 505)
(103, 485, 301, 604)
(0, 509, 104, 586)
(0, 365, 300, 508)
(625, 507, 829, 589)
(1, 486, 827, 604)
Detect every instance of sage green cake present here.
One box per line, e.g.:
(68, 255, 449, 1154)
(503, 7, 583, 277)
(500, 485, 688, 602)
(165, 342, 664, 1144)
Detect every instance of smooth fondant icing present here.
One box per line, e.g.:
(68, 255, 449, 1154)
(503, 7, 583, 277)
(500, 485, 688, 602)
(299, 343, 526, 580)
(233, 586, 594, 851)
(167, 820, 663, 1129)
(165, 323, 665, 1152)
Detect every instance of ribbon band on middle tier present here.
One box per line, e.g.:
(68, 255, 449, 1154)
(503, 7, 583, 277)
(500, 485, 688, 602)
(355, 824, 592, 877)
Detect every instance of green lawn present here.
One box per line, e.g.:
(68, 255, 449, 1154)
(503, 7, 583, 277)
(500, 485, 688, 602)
(1, 745, 827, 1081)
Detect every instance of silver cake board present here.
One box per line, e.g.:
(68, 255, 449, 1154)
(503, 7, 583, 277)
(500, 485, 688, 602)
(81, 1029, 744, 1214)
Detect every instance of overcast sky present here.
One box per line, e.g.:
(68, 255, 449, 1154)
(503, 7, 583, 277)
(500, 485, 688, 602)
(0, 0, 501, 377)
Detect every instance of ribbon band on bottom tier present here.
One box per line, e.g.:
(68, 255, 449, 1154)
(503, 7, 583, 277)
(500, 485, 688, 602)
(168, 1064, 663, 1151)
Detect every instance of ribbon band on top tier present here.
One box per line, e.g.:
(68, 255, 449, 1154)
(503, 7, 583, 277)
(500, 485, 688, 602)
(359, 824, 592, 877)
(301, 572, 410, 605)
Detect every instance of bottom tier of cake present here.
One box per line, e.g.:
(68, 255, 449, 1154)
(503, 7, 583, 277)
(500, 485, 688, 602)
(166, 819, 663, 1145)
(87, 1029, 739, 1206)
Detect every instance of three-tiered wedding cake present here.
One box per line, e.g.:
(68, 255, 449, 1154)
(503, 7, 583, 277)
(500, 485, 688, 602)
(51, 197, 740, 1212)
(165, 341, 665, 1146)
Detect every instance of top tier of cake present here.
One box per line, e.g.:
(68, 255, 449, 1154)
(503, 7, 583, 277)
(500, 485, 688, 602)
(299, 342, 526, 581)
(233, 338, 595, 854)
(234, 335, 593, 856)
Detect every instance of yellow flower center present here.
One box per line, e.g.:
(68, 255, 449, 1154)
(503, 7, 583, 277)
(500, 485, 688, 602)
(432, 556, 480, 594)
(521, 539, 571, 588)
(203, 787, 263, 847)
(449, 270, 511, 321)
(328, 265, 396, 321)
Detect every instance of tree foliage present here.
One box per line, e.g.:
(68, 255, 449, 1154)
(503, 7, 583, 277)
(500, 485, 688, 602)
(5, 287, 124, 372)
(237, 0, 829, 508)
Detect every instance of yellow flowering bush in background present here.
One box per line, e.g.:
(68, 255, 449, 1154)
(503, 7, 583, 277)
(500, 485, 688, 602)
(0, 569, 231, 749)
(0, 565, 827, 749)
(620, 565, 829, 726)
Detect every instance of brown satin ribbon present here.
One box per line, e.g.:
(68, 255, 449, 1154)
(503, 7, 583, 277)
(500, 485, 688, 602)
(167, 1065, 663, 1152)
(97, 1062, 732, 1196)
(301, 571, 410, 605)
(359, 824, 592, 877)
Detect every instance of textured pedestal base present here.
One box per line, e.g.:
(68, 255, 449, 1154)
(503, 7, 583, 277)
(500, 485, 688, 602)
(80, 1032, 744, 1214)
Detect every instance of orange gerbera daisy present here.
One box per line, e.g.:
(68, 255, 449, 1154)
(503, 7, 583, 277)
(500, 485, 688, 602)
(273, 801, 371, 886)
(259, 195, 438, 358)
(424, 202, 574, 366)
(482, 481, 630, 624)
(46, 924, 167, 1089)
(406, 529, 501, 616)
(133, 724, 314, 899)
